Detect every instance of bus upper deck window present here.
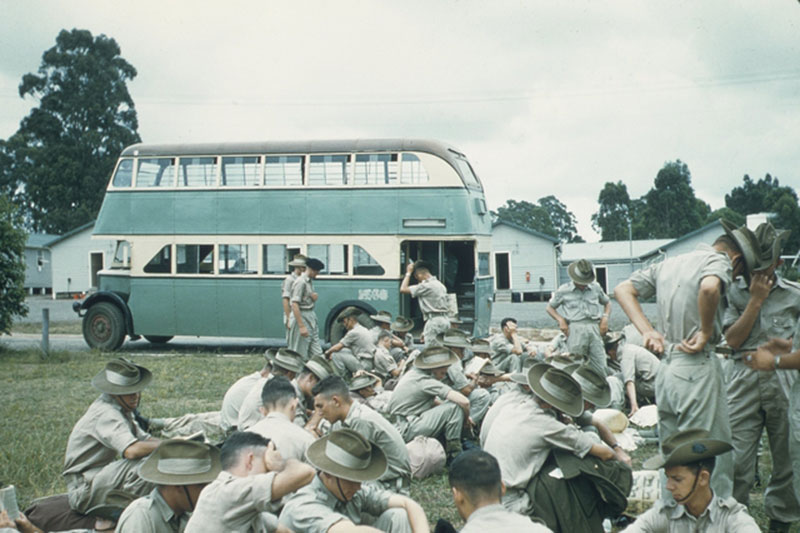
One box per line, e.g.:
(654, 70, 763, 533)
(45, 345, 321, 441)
(136, 158, 176, 187)
(265, 156, 303, 186)
(222, 156, 261, 187)
(180, 157, 217, 187)
(112, 159, 133, 187)
(354, 154, 398, 185)
(400, 153, 429, 184)
(308, 155, 350, 186)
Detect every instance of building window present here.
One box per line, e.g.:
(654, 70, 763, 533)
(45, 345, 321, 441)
(478, 252, 490, 276)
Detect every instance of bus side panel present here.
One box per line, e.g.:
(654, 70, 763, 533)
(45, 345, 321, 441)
(134, 192, 175, 235)
(175, 192, 213, 234)
(95, 192, 132, 235)
(215, 278, 265, 337)
(260, 279, 286, 339)
(313, 278, 401, 335)
(218, 191, 261, 234)
(127, 277, 176, 336)
(338, 190, 399, 235)
(473, 276, 494, 338)
(174, 278, 218, 336)
(262, 193, 306, 234)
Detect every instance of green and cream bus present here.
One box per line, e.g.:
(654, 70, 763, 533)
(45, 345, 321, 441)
(74, 139, 493, 350)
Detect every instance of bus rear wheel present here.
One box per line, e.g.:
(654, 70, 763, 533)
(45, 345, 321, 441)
(328, 306, 373, 344)
(83, 302, 126, 351)
(143, 335, 173, 345)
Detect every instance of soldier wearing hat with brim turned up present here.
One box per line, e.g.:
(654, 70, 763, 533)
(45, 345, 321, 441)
(615, 219, 756, 499)
(546, 259, 612, 377)
(116, 439, 221, 532)
(279, 429, 429, 533)
(400, 259, 451, 347)
(63, 358, 162, 514)
(625, 429, 759, 532)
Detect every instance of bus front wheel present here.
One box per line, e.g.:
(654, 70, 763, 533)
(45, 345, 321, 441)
(83, 302, 126, 351)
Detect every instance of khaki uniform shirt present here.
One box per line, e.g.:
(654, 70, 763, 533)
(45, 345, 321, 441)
(548, 281, 610, 322)
(237, 376, 273, 430)
(281, 272, 298, 300)
(342, 323, 376, 357)
(489, 332, 514, 360)
(278, 474, 392, 533)
(408, 276, 449, 319)
(723, 275, 800, 353)
(619, 343, 660, 385)
(373, 345, 398, 379)
(629, 244, 732, 346)
(184, 471, 279, 533)
(482, 396, 594, 489)
(116, 487, 186, 533)
(444, 359, 471, 391)
(461, 503, 553, 533)
(334, 401, 411, 483)
(625, 493, 759, 532)
(480, 386, 531, 445)
(63, 394, 150, 477)
(387, 367, 452, 418)
(220, 372, 263, 432)
(248, 412, 315, 463)
(290, 273, 315, 311)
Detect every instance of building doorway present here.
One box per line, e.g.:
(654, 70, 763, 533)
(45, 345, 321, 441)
(494, 252, 510, 291)
(90, 252, 104, 288)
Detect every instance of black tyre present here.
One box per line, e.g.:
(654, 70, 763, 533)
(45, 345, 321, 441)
(83, 302, 126, 351)
(143, 335, 173, 345)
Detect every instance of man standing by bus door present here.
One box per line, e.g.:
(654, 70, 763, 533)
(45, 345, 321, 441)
(400, 260, 451, 347)
(288, 257, 324, 362)
(282, 254, 307, 343)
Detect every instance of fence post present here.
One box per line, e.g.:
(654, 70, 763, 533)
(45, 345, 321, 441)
(41, 308, 49, 358)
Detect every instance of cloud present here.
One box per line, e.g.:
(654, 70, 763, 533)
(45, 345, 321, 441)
(1, 0, 798, 241)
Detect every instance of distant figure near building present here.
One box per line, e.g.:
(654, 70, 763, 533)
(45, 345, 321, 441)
(546, 259, 611, 376)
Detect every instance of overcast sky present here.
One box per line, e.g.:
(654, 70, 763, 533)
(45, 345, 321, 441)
(1, 1, 798, 240)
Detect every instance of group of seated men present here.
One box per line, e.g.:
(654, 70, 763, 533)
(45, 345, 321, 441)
(6, 248, 775, 532)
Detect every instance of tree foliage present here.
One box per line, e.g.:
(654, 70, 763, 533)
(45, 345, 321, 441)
(0, 196, 28, 334)
(492, 197, 583, 242)
(638, 160, 709, 239)
(592, 181, 632, 241)
(725, 174, 800, 252)
(5, 28, 140, 233)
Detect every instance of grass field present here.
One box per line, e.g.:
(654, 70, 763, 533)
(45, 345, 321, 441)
(0, 346, 795, 531)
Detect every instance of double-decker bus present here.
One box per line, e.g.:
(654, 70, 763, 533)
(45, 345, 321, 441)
(74, 139, 493, 350)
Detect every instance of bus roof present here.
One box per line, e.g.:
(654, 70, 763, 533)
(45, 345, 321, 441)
(121, 138, 467, 161)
